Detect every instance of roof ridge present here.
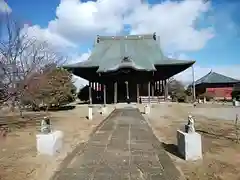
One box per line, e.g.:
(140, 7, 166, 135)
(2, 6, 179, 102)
(196, 71, 211, 83)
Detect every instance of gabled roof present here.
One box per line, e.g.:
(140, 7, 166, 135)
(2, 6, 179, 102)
(65, 34, 195, 73)
(195, 71, 240, 85)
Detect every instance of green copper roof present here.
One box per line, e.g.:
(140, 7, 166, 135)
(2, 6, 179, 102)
(195, 71, 240, 85)
(65, 34, 195, 73)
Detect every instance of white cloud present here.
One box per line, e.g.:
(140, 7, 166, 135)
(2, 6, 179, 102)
(21, 25, 76, 49)
(48, 0, 138, 42)
(23, 0, 214, 52)
(0, 0, 11, 13)
(74, 50, 91, 63)
(126, 0, 214, 51)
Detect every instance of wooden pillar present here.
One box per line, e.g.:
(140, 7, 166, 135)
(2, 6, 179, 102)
(151, 81, 154, 97)
(137, 84, 140, 104)
(166, 79, 169, 99)
(114, 82, 117, 104)
(148, 81, 151, 104)
(161, 80, 164, 95)
(192, 65, 196, 102)
(125, 81, 129, 100)
(94, 82, 96, 90)
(163, 80, 166, 100)
(164, 79, 168, 101)
(89, 82, 92, 104)
(159, 81, 161, 92)
(103, 84, 106, 105)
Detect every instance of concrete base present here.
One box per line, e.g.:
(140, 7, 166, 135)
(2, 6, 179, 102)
(88, 107, 93, 120)
(144, 104, 150, 114)
(177, 130, 202, 161)
(36, 130, 63, 156)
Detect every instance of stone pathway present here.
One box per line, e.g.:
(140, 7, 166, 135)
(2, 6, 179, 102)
(53, 108, 181, 180)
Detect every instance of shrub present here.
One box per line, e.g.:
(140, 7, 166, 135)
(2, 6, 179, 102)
(232, 90, 240, 101)
(199, 92, 214, 101)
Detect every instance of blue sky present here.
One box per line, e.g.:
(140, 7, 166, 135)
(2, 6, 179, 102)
(2, 0, 240, 84)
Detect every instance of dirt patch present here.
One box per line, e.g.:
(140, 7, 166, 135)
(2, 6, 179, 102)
(146, 103, 240, 180)
(0, 105, 114, 180)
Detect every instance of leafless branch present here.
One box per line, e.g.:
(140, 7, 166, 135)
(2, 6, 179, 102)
(0, 14, 68, 113)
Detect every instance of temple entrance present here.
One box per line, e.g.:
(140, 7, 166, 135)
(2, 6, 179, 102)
(117, 81, 127, 103)
(117, 81, 137, 103)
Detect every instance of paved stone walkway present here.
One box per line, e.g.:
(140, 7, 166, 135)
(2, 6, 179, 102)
(53, 108, 181, 180)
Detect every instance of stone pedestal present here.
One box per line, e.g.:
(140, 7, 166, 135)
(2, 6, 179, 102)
(203, 97, 206, 103)
(177, 130, 202, 161)
(144, 104, 150, 114)
(101, 106, 107, 115)
(36, 130, 63, 156)
(233, 100, 240, 107)
(88, 107, 93, 120)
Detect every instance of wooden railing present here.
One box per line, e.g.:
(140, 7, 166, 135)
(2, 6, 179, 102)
(139, 96, 166, 104)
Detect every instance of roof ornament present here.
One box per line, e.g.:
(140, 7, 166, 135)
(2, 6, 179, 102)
(121, 56, 131, 63)
(96, 35, 100, 43)
(153, 32, 156, 40)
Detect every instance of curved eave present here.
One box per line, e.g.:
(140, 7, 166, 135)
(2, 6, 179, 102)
(155, 58, 195, 66)
(62, 61, 97, 70)
(154, 60, 195, 79)
(97, 62, 156, 73)
(195, 81, 240, 86)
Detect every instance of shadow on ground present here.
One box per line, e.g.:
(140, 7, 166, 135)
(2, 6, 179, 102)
(196, 129, 236, 142)
(162, 142, 184, 160)
(46, 105, 76, 111)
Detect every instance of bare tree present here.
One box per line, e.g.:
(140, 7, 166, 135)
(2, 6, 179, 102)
(0, 14, 67, 115)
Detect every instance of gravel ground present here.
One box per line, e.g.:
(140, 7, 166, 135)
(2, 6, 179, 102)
(0, 104, 115, 180)
(144, 102, 240, 180)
